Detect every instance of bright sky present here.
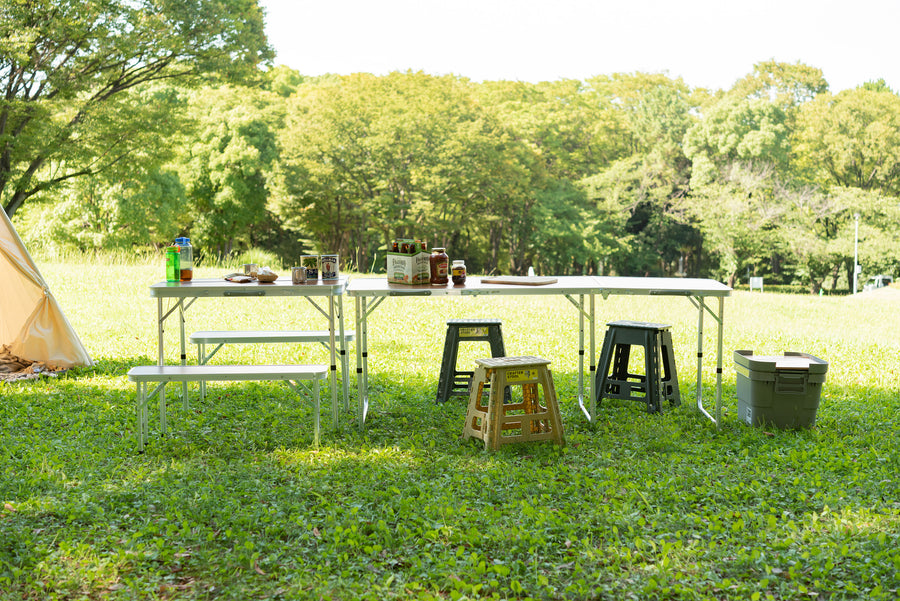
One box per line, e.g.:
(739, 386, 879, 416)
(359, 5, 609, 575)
(259, 0, 899, 94)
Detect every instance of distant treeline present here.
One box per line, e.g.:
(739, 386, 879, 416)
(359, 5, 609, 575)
(6, 6, 898, 293)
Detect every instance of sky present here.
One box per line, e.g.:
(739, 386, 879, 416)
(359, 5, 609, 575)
(259, 0, 899, 94)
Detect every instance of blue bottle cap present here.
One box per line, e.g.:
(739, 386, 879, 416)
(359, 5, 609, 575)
(175, 237, 190, 244)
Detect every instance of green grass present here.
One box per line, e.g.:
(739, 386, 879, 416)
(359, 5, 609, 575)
(1, 257, 898, 600)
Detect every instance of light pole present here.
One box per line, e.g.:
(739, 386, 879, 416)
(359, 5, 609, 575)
(853, 213, 860, 294)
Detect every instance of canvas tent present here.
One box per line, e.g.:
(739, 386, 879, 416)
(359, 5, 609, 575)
(0, 208, 92, 370)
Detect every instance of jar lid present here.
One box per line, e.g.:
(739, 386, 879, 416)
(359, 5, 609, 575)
(431, 247, 445, 252)
(175, 237, 191, 244)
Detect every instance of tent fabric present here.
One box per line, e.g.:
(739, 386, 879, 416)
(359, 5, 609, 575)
(0, 208, 92, 369)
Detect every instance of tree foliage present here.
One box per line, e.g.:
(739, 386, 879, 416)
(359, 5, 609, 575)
(177, 85, 284, 258)
(0, 0, 272, 217)
(8, 38, 900, 290)
(792, 88, 900, 195)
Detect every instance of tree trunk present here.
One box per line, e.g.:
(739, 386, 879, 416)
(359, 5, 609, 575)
(3, 189, 29, 219)
(488, 223, 501, 275)
(845, 259, 854, 293)
(829, 263, 840, 291)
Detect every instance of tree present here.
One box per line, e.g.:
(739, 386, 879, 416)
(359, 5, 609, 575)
(579, 74, 699, 276)
(822, 187, 900, 288)
(0, 0, 272, 217)
(275, 72, 540, 274)
(177, 85, 284, 258)
(17, 167, 186, 252)
(792, 88, 900, 195)
(683, 96, 790, 188)
(678, 163, 792, 286)
(477, 79, 630, 180)
(729, 60, 829, 110)
(584, 153, 698, 277)
(589, 72, 696, 156)
(11, 81, 192, 251)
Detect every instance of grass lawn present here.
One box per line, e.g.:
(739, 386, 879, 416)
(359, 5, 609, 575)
(1, 257, 898, 600)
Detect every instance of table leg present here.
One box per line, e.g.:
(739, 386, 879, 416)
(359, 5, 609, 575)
(692, 295, 725, 429)
(157, 298, 167, 436)
(328, 295, 339, 430)
(355, 295, 368, 429)
(715, 296, 724, 426)
(178, 298, 188, 410)
(589, 293, 596, 420)
(695, 296, 705, 419)
(577, 293, 585, 416)
(569, 293, 596, 423)
(338, 294, 350, 411)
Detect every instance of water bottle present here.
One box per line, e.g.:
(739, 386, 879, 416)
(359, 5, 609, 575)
(175, 237, 193, 281)
(165, 245, 180, 282)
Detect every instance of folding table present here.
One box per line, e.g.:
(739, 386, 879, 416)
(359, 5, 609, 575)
(346, 276, 599, 429)
(149, 276, 351, 428)
(346, 275, 731, 429)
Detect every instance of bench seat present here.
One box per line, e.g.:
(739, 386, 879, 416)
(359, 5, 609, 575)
(128, 364, 328, 452)
(190, 330, 355, 405)
(190, 330, 355, 346)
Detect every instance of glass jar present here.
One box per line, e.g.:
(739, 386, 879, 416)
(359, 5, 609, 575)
(451, 259, 467, 285)
(175, 237, 193, 281)
(430, 248, 449, 285)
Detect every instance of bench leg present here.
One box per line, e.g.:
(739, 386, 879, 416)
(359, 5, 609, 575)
(136, 381, 146, 452)
(159, 382, 167, 437)
(198, 342, 206, 403)
(286, 379, 321, 448)
(313, 379, 321, 448)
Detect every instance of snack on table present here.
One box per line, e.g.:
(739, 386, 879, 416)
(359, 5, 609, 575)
(256, 266, 279, 282)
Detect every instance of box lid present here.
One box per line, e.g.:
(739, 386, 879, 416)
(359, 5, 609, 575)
(734, 350, 828, 374)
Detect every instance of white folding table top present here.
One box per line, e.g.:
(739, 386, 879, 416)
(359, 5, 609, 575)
(346, 275, 730, 298)
(150, 276, 349, 298)
(346, 275, 600, 297)
(592, 276, 732, 297)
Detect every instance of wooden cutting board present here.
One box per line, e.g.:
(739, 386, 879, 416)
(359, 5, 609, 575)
(480, 276, 558, 286)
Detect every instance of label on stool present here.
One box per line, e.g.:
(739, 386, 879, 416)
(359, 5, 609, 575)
(459, 327, 488, 337)
(506, 368, 537, 383)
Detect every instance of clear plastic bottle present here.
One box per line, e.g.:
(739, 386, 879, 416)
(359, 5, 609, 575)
(175, 237, 193, 281)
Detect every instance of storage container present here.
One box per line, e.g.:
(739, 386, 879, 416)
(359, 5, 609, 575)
(734, 350, 828, 429)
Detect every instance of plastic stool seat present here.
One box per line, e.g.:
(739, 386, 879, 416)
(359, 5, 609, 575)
(462, 356, 565, 450)
(594, 320, 680, 413)
(436, 319, 506, 403)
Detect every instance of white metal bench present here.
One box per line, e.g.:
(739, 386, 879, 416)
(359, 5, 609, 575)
(190, 330, 355, 404)
(127, 364, 328, 452)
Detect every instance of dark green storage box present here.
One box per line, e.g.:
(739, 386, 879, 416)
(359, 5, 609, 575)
(734, 350, 828, 429)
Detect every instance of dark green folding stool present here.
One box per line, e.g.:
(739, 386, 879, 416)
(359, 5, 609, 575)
(436, 319, 506, 403)
(593, 320, 680, 413)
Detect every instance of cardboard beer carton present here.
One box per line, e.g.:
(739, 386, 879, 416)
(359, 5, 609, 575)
(387, 250, 430, 284)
